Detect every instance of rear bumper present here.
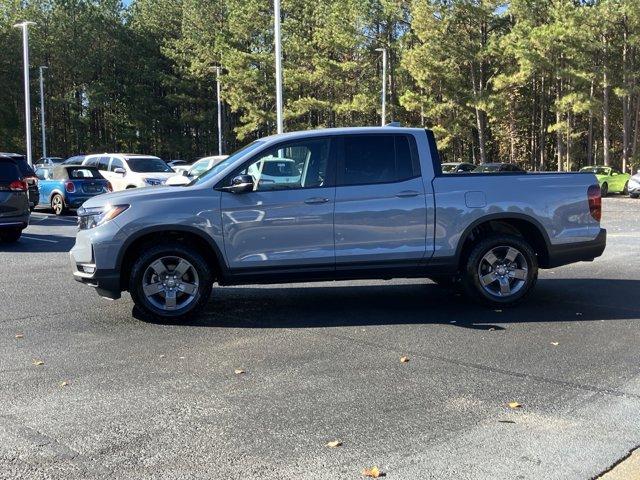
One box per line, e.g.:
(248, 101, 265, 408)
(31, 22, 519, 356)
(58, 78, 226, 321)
(546, 228, 606, 268)
(73, 266, 121, 300)
(0, 213, 29, 231)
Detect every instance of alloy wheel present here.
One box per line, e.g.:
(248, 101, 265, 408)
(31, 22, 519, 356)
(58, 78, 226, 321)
(52, 195, 63, 215)
(477, 245, 528, 298)
(142, 256, 200, 311)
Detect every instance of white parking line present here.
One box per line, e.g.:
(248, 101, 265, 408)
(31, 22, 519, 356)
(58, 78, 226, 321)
(21, 235, 59, 243)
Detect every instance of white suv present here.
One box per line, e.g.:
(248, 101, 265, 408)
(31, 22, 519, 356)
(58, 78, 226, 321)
(82, 154, 175, 191)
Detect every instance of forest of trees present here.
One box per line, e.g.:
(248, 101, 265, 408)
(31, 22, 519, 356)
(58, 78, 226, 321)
(1, 0, 639, 172)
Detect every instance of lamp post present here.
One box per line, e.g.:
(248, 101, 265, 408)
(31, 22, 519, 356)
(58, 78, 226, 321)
(215, 66, 223, 155)
(273, 0, 284, 134)
(375, 47, 387, 127)
(14, 21, 36, 166)
(39, 66, 48, 159)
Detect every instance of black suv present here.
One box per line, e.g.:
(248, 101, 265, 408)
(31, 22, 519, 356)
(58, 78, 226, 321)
(0, 155, 31, 242)
(0, 153, 39, 209)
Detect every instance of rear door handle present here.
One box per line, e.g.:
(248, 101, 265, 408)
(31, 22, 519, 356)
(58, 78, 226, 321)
(304, 197, 330, 205)
(395, 190, 420, 198)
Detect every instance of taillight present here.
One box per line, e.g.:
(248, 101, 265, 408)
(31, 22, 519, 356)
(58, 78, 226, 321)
(106, 181, 113, 192)
(65, 180, 76, 193)
(588, 184, 601, 222)
(9, 180, 27, 191)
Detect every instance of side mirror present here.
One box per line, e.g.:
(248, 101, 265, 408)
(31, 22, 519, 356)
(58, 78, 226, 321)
(114, 167, 126, 175)
(224, 174, 254, 194)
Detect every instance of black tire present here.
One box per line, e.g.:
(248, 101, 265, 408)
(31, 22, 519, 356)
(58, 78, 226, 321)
(460, 234, 538, 307)
(0, 228, 22, 243)
(631, 193, 639, 199)
(51, 193, 66, 216)
(129, 242, 213, 321)
(622, 181, 629, 195)
(601, 182, 609, 196)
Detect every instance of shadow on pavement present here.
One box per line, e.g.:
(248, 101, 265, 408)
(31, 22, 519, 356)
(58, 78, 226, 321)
(0, 232, 75, 253)
(136, 278, 640, 328)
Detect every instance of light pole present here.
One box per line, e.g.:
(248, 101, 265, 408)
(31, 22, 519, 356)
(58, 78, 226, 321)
(215, 66, 223, 155)
(375, 47, 387, 126)
(273, 0, 284, 134)
(39, 66, 48, 159)
(14, 21, 36, 166)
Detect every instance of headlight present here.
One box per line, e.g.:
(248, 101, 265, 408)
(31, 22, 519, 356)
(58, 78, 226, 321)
(77, 204, 129, 230)
(143, 178, 163, 186)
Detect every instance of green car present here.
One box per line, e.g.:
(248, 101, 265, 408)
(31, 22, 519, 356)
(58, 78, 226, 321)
(579, 166, 630, 196)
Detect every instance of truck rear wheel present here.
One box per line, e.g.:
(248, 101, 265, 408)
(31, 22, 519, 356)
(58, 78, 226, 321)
(129, 242, 213, 321)
(461, 234, 538, 307)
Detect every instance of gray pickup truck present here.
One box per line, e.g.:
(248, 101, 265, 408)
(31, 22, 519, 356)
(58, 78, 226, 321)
(70, 127, 605, 320)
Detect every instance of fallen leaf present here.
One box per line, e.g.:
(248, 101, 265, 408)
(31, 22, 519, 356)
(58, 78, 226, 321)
(159, 355, 165, 358)
(326, 440, 342, 448)
(400, 356, 409, 363)
(15, 333, 24, 339)
(489, 327, 496, 331)
(362, 466, 384, 478)
(60, 381, 69, 387)
(234, 369, 245, 375)
(32, 359, 44, 366)
(507, 401, 522, 409)
(179, 356, 185, 360)
(550, 342, 559, 346)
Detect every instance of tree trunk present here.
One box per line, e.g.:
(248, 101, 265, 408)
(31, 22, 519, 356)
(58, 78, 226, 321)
(539, 75, 546, 170)
(470, 65, 487, 164)
(622, 25, 630, 172)
(603, 36, 611, 167)
(556, 77, 564, 172)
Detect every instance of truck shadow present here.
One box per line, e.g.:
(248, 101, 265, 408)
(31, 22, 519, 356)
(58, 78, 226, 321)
(136, 278, 640, 328)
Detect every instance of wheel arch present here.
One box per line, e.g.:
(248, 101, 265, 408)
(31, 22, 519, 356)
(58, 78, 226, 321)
(455, 213, 552, 269)
(117, 226, 226, 291)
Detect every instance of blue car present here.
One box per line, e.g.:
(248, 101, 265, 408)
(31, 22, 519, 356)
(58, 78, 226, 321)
(35, 166, 112, 215)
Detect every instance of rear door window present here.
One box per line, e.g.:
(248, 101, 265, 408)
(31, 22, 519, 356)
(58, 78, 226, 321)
(109, 158, 124, 171)
(338, 134, 420, 186)
(0, 161, 19, 181)
(97, 157, 110, 171)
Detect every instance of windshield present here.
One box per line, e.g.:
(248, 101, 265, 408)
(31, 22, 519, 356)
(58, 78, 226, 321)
(580, 166, 609, 175)
(189, 159, 212, 177)
(127, 157, 173, 173)
(441, 163, 459, 173)
(474, 164, 501, 172)
(191, 141, 265, 185)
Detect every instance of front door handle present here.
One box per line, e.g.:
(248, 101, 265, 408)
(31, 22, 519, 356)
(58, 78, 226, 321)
(304, 197, 330, 205)
(395, 190, 420, 198)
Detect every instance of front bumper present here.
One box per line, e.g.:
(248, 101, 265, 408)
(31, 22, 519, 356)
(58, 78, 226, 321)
(546, 228, 606, 268)
(73, 266, 121, 299)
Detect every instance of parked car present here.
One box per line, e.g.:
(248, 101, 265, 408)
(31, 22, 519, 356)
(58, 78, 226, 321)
(82, 154, 175, 191)
(71, 127, 606, 320)
(628, 172, 640, 198)
(474, 163, 525, 173)
(35, 165, 112, 215)
(441, 162, 476, 173)
(35, 156, 65, 168)
(0, 155, 30, 242)
(62, 155, 86, 166)
(167, 159, 190, 171)
(0, 152, 39, 209)
(579, 166, 630, 196)
(166, 155, 229, 185)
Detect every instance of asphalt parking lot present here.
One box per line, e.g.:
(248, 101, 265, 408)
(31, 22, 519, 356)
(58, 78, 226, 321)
(1, 197, 639, 480)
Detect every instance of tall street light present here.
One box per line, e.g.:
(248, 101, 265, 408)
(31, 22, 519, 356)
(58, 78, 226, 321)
(273, 0, 284, 134)
(375, 47, 387, 127)
(215, 66, 223, 155)
(14, 21, 36, 166)
(39, 66, 48, 159)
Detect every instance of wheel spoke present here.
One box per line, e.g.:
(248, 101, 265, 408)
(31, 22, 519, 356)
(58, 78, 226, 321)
(509, 268, 527, 280)
(504, 247, 519, 263)
(143, 282, 164, 296)
(484, 251, 499, 266)
(149, 259, 167, 276)
(177, 282, 197, 295)
(499, 277, 511, 295)
(173, 259, 190, 278)
(164, 289, 176, 309)
(480, 272, 498, 286)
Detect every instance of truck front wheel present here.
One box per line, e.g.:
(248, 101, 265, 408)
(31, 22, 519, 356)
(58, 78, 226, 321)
(129, 242, 213, 321)
(461, 234, 538, 307)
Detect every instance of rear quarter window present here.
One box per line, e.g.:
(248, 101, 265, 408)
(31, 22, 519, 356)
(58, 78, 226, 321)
(0, 161, 19, 181)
